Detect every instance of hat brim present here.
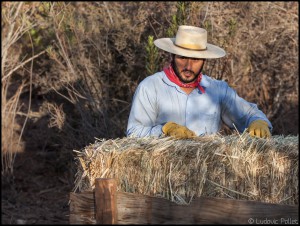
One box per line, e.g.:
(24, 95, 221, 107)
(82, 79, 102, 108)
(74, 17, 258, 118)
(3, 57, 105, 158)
(154, 38, 226, 59)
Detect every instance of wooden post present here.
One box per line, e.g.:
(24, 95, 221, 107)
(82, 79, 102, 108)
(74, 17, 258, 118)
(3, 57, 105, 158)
(94, 178, 117, 224)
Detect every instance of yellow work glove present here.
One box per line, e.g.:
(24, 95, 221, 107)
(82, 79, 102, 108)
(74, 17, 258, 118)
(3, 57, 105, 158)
(248, 120, 271, 138)
(162, 122, 196, 139)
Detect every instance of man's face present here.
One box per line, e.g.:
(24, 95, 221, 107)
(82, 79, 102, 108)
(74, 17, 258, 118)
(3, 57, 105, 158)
(173, 55, 205, 83)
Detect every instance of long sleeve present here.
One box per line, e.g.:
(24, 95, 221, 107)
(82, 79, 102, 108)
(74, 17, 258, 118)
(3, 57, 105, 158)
(220, 82, 273, 133)
(126, 75, 164, 137)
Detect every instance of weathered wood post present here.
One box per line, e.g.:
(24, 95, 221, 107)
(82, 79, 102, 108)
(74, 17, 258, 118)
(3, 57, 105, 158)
(94, 178, 117, 224)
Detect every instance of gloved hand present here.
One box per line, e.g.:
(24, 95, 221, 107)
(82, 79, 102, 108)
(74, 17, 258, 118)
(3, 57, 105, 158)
(162, 122, 196, 139)
(248, 120, 271, 138)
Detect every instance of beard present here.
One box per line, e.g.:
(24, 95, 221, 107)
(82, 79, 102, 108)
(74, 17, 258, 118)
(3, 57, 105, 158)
(171, 60, 204, 84)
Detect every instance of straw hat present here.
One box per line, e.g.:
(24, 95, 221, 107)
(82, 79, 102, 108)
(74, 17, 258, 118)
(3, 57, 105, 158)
(154, 25, 226, 59)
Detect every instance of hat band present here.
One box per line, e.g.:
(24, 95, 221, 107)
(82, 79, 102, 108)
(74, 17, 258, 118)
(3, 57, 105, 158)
(174, 43, 207, 51)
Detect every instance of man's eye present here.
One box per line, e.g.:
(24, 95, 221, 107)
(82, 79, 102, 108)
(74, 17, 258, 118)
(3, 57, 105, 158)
(178, 56, 200, 61)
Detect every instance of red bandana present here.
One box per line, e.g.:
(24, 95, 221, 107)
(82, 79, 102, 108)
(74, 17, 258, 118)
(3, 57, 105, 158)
(163, 64, 205, 93)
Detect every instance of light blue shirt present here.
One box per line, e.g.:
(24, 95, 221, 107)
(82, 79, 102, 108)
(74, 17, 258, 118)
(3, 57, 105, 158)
(127, 71, 272, 137)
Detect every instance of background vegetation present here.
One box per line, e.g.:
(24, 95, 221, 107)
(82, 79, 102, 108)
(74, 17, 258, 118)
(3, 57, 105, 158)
(1, 2, 298, 224)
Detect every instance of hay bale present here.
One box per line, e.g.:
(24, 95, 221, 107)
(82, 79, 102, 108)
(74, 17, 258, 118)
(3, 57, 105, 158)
(73, 133, 298, 205)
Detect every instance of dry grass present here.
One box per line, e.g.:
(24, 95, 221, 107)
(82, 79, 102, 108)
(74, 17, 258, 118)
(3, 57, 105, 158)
(1, 2, 45, 174)
(191, 2, 298, 126)
(73, 133, 298, 205)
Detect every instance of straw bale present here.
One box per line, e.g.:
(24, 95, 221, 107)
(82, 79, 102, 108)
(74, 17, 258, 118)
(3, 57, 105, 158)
(73, 133, 298, 205)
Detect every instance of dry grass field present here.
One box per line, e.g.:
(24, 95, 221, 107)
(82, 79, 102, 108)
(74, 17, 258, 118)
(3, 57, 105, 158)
(1, 2, 298, 224)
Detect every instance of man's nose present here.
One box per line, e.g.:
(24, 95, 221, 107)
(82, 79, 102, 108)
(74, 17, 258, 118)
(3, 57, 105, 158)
(184, 59, 193, 70)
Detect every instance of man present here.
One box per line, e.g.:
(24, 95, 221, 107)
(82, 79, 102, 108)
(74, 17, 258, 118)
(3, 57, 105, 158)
(127, 25, 272, 139)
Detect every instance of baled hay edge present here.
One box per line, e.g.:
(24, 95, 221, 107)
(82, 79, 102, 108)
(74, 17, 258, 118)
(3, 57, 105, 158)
(73, 133, 298, 205)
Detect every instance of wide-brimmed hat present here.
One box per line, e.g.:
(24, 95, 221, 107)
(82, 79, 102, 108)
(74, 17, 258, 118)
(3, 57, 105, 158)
(154, 25, 226, 59)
